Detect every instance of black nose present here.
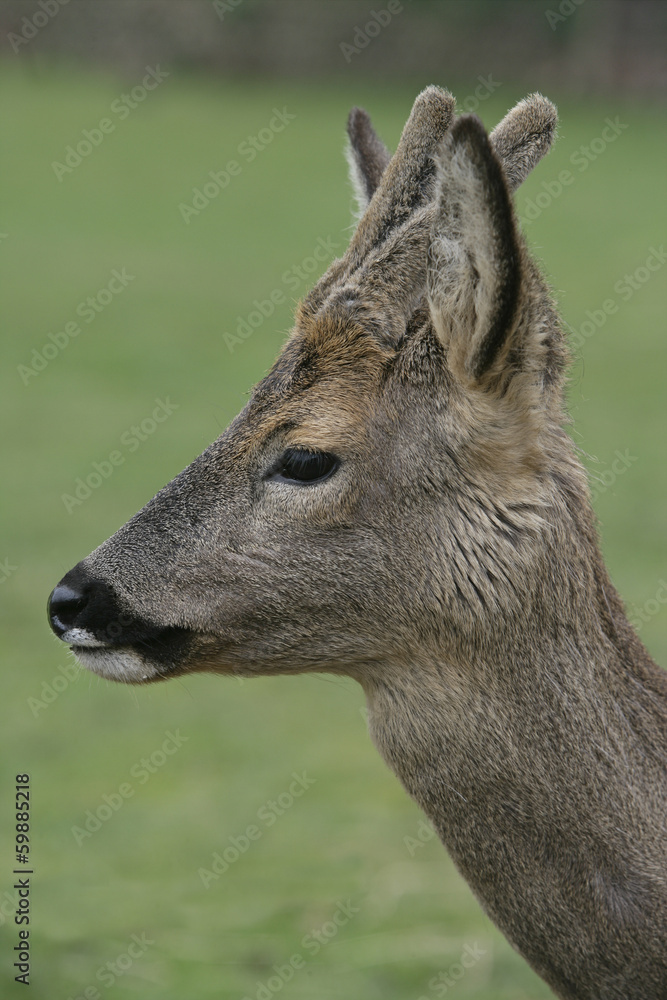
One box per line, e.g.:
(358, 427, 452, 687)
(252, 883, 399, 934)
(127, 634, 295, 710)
(48, 582, 88, 638)
(47, 563, 153, 648)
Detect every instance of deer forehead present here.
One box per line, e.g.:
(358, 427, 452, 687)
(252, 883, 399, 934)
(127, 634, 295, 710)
(242, 308, 397, 452)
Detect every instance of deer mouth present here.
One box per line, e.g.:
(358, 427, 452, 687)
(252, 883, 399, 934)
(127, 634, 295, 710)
(66, 622, 197, 683)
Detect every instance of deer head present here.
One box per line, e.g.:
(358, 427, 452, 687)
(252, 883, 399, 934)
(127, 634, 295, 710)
(47, 88, 569, 685)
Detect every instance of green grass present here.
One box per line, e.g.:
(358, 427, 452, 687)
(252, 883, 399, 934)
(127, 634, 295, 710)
(1, 63, 665, 999)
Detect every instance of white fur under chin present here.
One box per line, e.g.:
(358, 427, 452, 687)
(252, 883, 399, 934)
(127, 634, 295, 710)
(72, 646, 161, 683)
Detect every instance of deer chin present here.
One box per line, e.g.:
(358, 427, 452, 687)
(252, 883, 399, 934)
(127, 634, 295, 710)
(69, 644, 166, 684)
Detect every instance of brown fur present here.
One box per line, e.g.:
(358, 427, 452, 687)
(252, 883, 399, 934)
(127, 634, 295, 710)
(48, 88, 667, 999)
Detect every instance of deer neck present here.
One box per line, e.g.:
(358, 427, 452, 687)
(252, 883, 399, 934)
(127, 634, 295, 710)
(359, 617, 667, 1000)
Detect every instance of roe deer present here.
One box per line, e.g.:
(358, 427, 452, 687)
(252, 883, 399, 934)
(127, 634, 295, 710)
(48, 87, 667, 999)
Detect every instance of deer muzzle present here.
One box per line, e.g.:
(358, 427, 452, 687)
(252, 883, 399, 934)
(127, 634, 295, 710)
(47, 562, 194, 683)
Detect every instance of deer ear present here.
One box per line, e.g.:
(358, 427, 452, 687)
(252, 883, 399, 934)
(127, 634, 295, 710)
(490, 93, 557, 192)
(346, 107, 391, 218)
(428, 114, 521, 384)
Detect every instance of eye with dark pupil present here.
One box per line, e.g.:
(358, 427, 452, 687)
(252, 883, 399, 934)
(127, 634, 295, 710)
(274, 448, 339, 484)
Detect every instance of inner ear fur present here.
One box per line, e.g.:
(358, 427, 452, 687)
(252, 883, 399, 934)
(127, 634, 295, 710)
(428, 114, 521, 385)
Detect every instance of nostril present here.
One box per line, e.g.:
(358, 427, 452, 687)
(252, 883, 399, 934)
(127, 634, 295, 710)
(48, 583, 88, 638)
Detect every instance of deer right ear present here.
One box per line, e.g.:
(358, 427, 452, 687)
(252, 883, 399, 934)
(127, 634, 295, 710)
(428, 114, 522, 385)
(346, 107, 391, 218)
(490, 93, 557, 192)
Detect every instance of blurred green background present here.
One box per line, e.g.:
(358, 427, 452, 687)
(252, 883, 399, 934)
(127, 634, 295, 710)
(1, 2, 665, 998)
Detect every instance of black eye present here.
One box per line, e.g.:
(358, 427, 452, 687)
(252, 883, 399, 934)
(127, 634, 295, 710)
(272, 448, 339, 485)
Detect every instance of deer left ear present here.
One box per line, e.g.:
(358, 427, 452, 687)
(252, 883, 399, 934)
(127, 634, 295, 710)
(428, 114, 523, 385)
(346, 107, 391, 218)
